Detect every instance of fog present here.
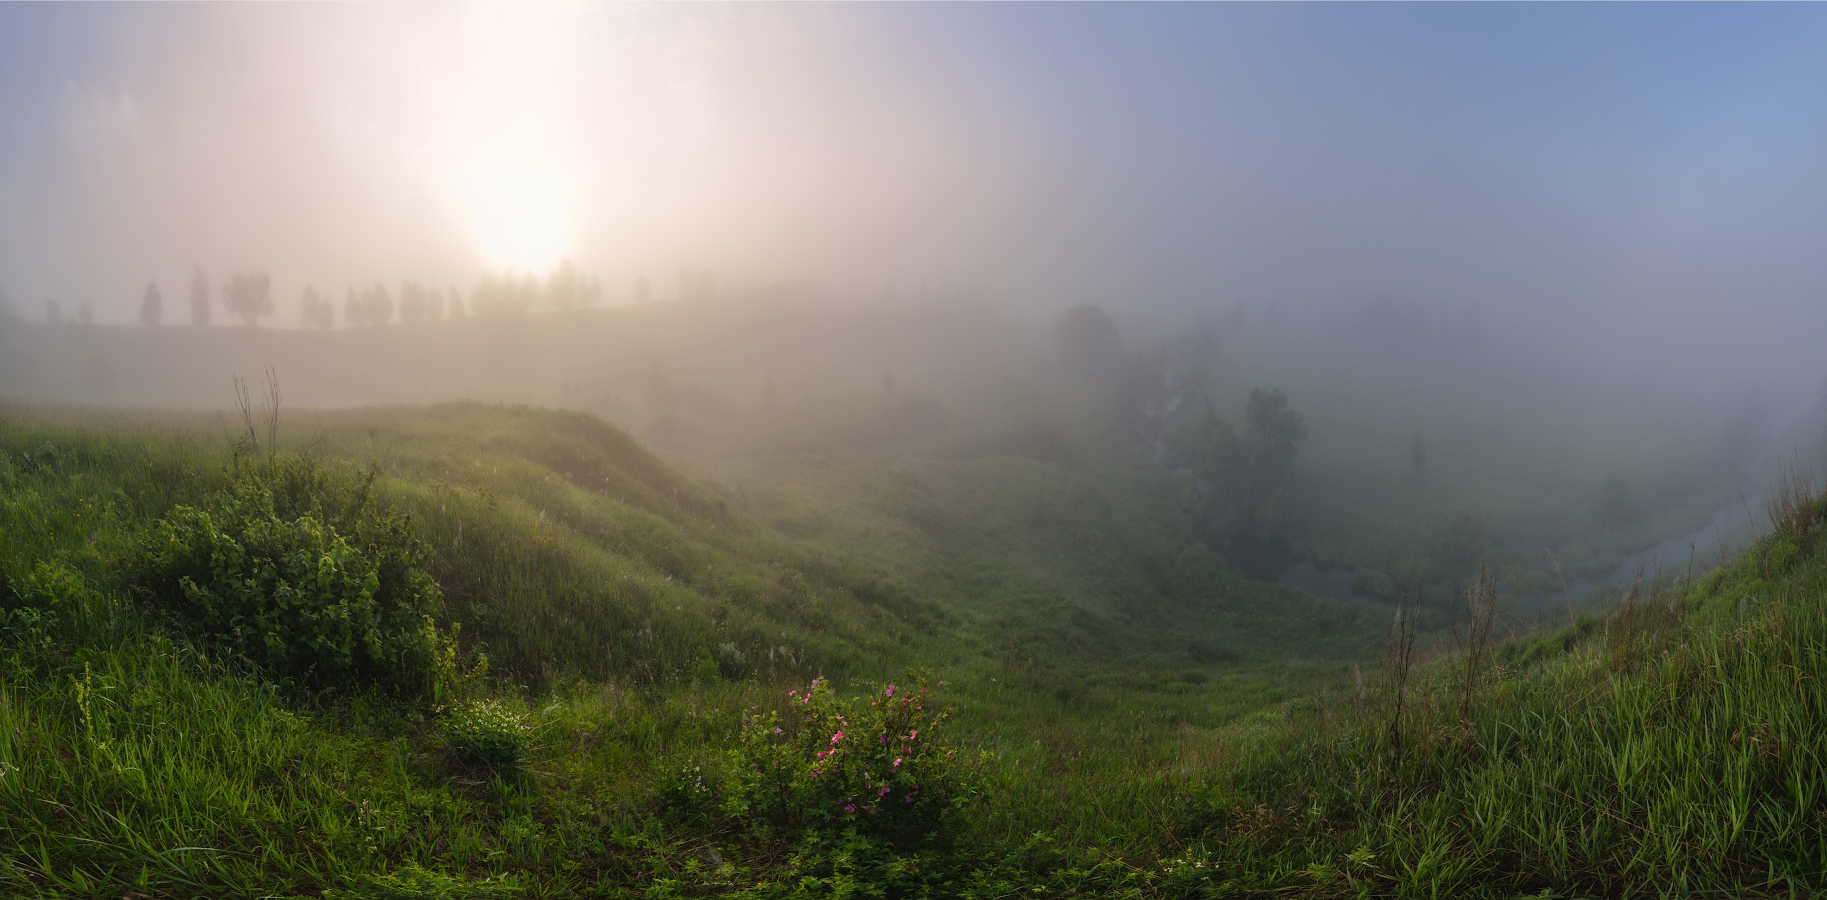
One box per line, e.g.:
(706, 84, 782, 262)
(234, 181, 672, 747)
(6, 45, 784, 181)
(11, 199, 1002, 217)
(6, 3, 1827, 602)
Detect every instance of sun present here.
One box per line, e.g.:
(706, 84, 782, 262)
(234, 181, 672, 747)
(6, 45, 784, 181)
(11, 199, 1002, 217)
(459, 155, 574, 273)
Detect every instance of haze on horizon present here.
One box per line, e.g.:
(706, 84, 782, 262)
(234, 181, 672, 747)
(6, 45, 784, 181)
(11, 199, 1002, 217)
(3, 3, 1827, 413)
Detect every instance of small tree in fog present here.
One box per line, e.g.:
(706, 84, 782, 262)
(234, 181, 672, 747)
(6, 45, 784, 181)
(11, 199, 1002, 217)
(634, 274, 651, 305)
(300, 286, 333, 329)
(343, 287, 365, 327)
(1176, 387, 1308, 578)
(141, 282, 163, 326)
(359, 283, 392, 326)
(44, 299, 62, 326)
(1410, 431, 1426, 474)
(426, 287, 444, 321)
(189, 268, 212, 327)
(399, 280, 427, 324)
(447, 284, 465, 317)
(77, 301, 94, 326)
(547, 261, 580, 310)
(223, 272, 274, 326)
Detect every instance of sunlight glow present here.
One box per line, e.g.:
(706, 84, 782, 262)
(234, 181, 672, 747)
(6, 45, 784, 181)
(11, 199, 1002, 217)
(460, 155, 574, 273)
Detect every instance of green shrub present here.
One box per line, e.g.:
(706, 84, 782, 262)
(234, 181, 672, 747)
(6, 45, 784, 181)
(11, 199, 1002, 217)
(440, 698, 529, 768)
(131, 455, 459, 700)
(728, 673, 974, 848)
(324, 865, 519, 900)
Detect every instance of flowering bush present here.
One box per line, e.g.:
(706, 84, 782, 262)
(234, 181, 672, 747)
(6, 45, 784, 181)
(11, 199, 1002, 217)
(441, 698, 529, 768)
(728, 674, 973, 847)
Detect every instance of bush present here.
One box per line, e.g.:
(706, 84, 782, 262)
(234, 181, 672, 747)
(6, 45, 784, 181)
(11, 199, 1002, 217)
(728, 674, 974, 848)
(131, 455, 459, 700)
(440, 698, 528, 768)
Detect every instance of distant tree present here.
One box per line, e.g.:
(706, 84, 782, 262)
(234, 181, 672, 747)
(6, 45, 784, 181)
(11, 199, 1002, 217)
(447, 284, 465, 317)
(222, 272, 274, 326)
(547, 261, 580, 310)
(634, 274, 651, 305)
(189, 268, 212, 327)
(398, 280, 426, 324)
(1411, 431, 1427, 474)
(300, 286, 333, 329)
(141, 282, 163, 326)
(1175, 387, 1309, 578)
(765, 374, 777, 413)
(45, 299, 62, 326)
(884, 372, 895, 396)
(361, 283, 393, 326)
(425, 287, 444, 321)
(580, 274, 602, 306)
(77, 301, 94, 326)
(344, 287, 365, 327)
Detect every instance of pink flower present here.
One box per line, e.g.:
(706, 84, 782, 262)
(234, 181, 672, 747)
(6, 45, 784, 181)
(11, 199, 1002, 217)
(845, 804, 857, 813)
(910, 730, 918, 739)
(893, 757, 903, 767)
(885, 685, 896, 697)
(832, 731, 844, 742)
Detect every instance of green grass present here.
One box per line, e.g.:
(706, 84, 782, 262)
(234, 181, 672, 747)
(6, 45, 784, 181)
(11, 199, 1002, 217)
(3, 399, 1822, 897)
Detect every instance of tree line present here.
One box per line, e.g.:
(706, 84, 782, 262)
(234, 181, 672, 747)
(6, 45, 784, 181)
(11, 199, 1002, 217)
(134, 261, 614, 329)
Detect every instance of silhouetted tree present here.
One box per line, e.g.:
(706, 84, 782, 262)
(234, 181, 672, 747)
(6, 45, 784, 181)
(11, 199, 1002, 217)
(426, 287, 444, 321)
(300, 286, 333, 329)
(222, 272, 273, 326)
(77, 301, 93, 326)
(547, 261, 580, 310)
(344, 287, 365, 327)
(357, 283, 392, 326)
(1411, 431, 1426, 474)
(189, 268, 212, 327)
(140, 282, 162, 326)
(399, 280, 427, 324)
(1176, 387, 1308, 578)
(44, 299, 62, 326)
(447, 284, 465, 317)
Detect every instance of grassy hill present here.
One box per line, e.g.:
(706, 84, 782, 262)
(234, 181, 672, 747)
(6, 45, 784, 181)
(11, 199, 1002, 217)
(1, 398, 1821, 897)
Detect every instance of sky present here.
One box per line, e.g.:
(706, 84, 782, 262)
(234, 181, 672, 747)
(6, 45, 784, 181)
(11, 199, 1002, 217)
(4, 2, 1827, 391)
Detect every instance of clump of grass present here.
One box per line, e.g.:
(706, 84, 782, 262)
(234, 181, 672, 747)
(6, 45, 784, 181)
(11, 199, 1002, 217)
(440, 698, 530, 768)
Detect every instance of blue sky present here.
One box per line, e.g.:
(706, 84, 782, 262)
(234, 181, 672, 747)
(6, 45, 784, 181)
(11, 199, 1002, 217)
(3, 1, 1827, 387)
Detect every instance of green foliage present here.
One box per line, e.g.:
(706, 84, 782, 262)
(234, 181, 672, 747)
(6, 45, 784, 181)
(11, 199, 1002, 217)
(131, 455, 459, 699)
(440, 698, 529, 768)
(1173, 388, 1309, 575)
(729, 675, 973, 848)
(324, 866, 519, 900)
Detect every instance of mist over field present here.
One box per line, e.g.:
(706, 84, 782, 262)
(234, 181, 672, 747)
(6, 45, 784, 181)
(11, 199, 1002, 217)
(6, 6, 1827, 895)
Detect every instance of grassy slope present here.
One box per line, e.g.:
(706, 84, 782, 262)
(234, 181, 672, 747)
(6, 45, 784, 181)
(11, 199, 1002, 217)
(6, 397, 1820, 898)
(1190, 478, 1827, 897)
(0, 401, 1378, 898)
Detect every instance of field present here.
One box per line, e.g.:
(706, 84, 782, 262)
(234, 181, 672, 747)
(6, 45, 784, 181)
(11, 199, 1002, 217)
(1, 371, 1823, 897)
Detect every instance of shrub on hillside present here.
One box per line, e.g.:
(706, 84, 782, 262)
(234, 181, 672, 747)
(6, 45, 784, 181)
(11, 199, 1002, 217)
(130, 455, 459, 700)
(441, 698, 529, 768)
(727, 674, 975, 848)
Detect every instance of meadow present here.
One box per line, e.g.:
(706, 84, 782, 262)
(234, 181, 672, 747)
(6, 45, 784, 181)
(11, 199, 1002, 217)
(1, 384, 1822, 898)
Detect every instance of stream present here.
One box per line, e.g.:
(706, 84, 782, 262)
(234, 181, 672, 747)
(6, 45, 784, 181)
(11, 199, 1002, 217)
(1278, 496, 1762, 619)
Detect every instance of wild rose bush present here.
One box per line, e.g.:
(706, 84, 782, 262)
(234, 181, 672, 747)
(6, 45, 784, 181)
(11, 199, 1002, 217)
(728, 674, 974, 847)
